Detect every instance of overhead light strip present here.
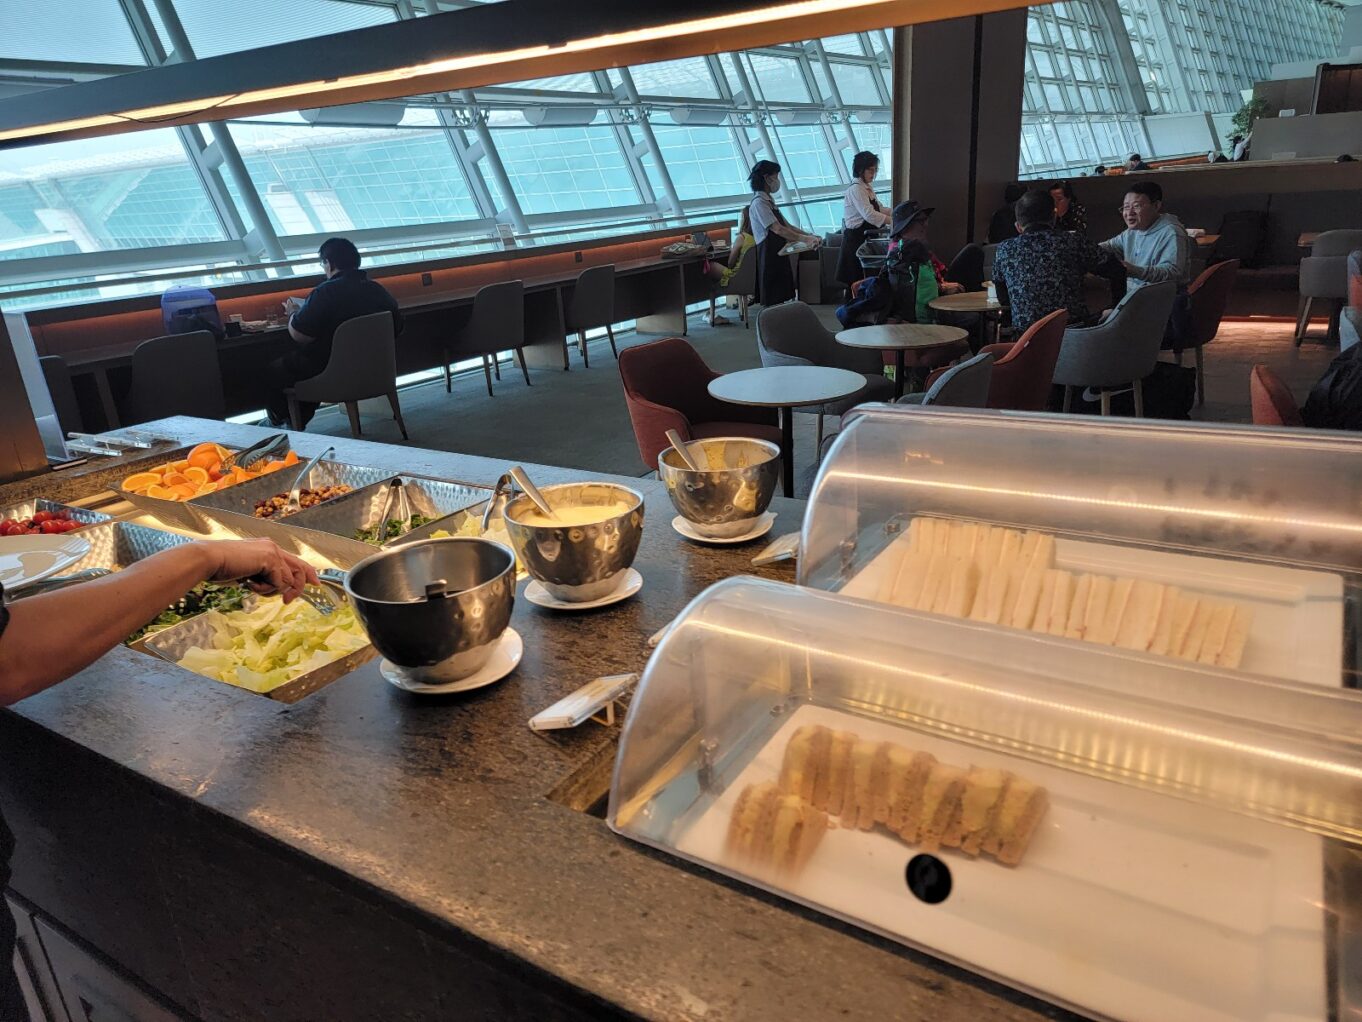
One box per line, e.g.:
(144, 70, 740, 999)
(0, 0, 906, 142)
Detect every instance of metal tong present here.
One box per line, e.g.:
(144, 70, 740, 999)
(482, 473, 519, 532)
(220, 433, 290, 473)
(375, 478, 415, 541)
(283, 445, 335, 516)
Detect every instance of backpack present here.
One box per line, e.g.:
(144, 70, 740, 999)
(1302, 344, 1362, 430)
(836, 274, 893, 328)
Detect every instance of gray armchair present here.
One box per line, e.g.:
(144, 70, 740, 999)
(896, 351, 994, 408)
(1054, 281, 1176, 416)
(1296, 229, 1362, 345)
(756, 300, 892, 449)
(287, 311, 408, 439)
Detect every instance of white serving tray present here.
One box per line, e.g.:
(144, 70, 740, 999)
(840, 530, 1345, 687)
(676, 704, 1326, 1022)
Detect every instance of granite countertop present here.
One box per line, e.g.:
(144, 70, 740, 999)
(0, 418, 1071, 1022)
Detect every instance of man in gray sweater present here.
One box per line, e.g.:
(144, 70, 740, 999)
(1100, 181, 1189, 291)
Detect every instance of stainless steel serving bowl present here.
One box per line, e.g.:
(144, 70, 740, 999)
(343, 537, 515, 683)
(503, 482, 644, 602)
(658, 437, 779, 538)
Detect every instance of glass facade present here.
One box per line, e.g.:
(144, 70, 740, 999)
(1021, 0, 1344, 177)
(0, 2, 892, 310)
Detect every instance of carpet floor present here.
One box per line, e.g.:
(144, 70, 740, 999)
(295, 306, 1338, 498)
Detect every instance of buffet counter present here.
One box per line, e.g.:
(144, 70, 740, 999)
(0, 418, 1065, 1022)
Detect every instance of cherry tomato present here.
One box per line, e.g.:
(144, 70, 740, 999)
(31, 511, 51, 524)
(39, 520, 64, 534)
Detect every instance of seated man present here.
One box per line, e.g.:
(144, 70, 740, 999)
(1343, 249, 1362, 352)
(264, 237, 403, 428)
(1099, 181, 1191, 349)
(1099, 182, 1190, 293)
(992, 189, 1105, 336)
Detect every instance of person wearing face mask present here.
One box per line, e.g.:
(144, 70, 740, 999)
(263, 236, 403, 429)
(747, 160, 821, 308)
(835, 151, 891, 295)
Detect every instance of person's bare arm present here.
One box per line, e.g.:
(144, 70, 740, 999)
(0, 540, 319, 705)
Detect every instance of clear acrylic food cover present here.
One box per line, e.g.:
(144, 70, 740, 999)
(799, 407, 1362, 689)
(607, 576, 1362, 1022)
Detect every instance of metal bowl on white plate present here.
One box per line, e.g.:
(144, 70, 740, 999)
(502, 482, 644, 602)
(658, 437, 779, 538)
(343, 537, 515, 684)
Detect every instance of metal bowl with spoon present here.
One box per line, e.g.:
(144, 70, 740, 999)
(342, 537, 515, 684)
(501, 467, 644, 603)
(657, 437, 779, 538)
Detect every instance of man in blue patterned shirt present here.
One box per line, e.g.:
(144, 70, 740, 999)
(993, 189, 1107, 337)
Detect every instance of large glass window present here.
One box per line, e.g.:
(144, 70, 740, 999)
(226, 120, 481, 234)
(0, 19, 892, 308)
(1022, 0, 1342, 177)
(489, 126, 639, 216)
(0, 130, 225, 261)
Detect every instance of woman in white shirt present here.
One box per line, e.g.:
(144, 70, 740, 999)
(747, 159, 820, 308)
(835, 151, 891, 292)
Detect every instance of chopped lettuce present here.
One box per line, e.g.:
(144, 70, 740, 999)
(175, 598, 369, 693)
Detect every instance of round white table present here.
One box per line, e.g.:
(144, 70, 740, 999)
(834, 323, 969, 399)
(708, 366, 867, 497)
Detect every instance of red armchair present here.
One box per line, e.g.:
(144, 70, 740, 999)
(618, 337, 780, 471)
(1179, 259, 1239, 406)
(1249, 364, 1302, 427)
(923, 308, 1068, 410)
(976, 308, 1069, 410)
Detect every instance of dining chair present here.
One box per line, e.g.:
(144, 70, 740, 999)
(618, 337, 779, 471)
(39, 355, 85, 435)
(1296, 230, 1362, 345)
(973, 308, 1068, 411)
(896, 351, 995, 408)
(564, 264, 617, 368)
(1175, 259, 1239, 405)
(710, 252, 756, 328)
(287, 311, 408, 439)
(756, 301, 890, 450)
(443, 280, 528, 396)
(1249, 364, 1302, 427)
(1054, 281, 1176, 416)
(122, 330, 225, 424)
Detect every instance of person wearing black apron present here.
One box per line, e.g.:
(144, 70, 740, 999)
(747, 160, 820, 309)
(835, 151, 891, 297)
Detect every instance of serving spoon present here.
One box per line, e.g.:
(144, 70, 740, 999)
(509, 466, 558, 521)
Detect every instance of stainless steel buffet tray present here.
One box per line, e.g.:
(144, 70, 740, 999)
(0, 497, 111, 533)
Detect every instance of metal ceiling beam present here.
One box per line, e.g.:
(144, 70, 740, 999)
(0, 0, 1023, 148)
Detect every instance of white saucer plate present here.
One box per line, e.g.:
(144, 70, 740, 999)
(524, 567, 643, 611)
(381, 627, 523, 695)
(671, 511, 777, 545)
(0, 534, 91, 590)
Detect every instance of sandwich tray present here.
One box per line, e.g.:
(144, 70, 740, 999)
(839, 526, 1346, 688)
(673, 702, 1326, 1022)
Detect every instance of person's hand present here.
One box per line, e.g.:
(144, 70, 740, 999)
(193, 539, 319, 603)
(806, 235, 822, 249)
(940, 281, 965, 295)
(1121, 261, 1140, 276)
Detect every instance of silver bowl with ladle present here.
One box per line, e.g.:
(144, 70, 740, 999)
(500, 467, 644, 603)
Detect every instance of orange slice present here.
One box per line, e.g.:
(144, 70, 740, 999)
(162, 472, 188, 487)
(146, 484, 176, 500)
(122, 472, 161, 491)
(169, 484, 196, 500)
(281, 450, 300, 467)
(183, 466, 209, 485)
(193, 482, 217, 496)
(168, 459, 189, 472)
